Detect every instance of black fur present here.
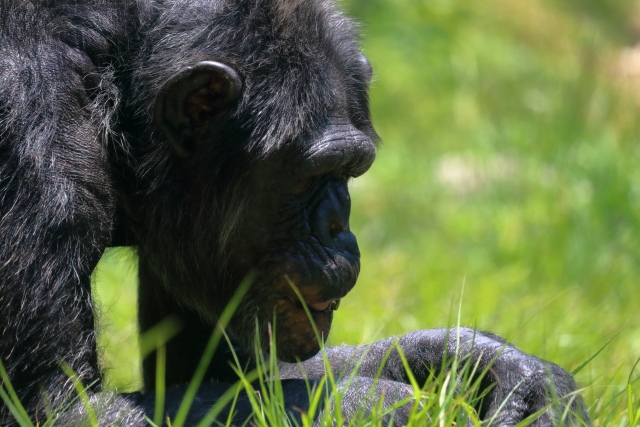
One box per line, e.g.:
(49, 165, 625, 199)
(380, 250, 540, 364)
(0, 0, 590, 426)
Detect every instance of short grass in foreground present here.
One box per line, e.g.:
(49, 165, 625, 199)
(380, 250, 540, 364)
(2, 309, 601, 427)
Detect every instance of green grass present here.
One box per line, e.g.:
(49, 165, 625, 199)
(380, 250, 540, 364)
(92, 0, 640, 425)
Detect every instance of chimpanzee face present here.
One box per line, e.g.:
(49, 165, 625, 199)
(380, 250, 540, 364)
(232, 113, 376, 361)
(150, 4, 375, 362)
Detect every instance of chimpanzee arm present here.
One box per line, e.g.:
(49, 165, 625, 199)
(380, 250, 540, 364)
(0, 10, 119, 424)
(279, 328, 590, 426)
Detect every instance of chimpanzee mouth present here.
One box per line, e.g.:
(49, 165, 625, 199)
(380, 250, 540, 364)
(307, 299, 341, 313)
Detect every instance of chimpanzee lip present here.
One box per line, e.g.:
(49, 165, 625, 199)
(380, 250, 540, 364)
(308, 299, 340, 312)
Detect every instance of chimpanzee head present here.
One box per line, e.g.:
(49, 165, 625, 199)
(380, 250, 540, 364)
(130, 0, 376, 362)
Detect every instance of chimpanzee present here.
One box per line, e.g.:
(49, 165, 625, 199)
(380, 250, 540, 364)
(0, 0, 589, 426)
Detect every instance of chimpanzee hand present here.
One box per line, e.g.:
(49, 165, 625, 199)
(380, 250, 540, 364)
(279, 328, 590, 426)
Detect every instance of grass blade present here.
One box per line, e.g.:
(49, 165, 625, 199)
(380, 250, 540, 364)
(571, 326, 624, 375)
(154, 344, 167, 427)
(0, 360, 31, 426)
(60, 363, 98, 427)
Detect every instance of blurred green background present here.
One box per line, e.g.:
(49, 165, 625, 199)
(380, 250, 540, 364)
(94, 0, 640, 422)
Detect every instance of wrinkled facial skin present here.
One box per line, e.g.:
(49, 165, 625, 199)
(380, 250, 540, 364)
(226, 119, 377, 362)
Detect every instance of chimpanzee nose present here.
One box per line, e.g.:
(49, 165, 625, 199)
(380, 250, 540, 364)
(310, 180, 353, 250)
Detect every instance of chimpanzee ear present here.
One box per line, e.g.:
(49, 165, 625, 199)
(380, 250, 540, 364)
(154, 61, 242, 158)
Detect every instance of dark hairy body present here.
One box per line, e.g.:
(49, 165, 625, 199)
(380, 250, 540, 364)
(0, 0, 589, 425)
